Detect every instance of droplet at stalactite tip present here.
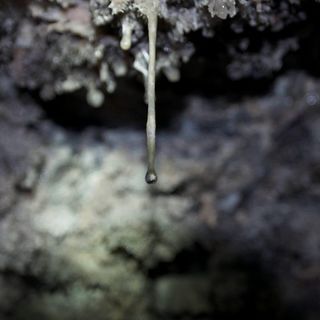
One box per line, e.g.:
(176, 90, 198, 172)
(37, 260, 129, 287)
(145, 170, 157, 184)
(145, 1, 158, 184)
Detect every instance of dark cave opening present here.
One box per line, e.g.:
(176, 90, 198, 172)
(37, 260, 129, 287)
(36, 76, 189, 132)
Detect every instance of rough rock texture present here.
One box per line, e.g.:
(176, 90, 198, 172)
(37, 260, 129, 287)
(1, 71, 320, 320)
(3, 0, 318, 106)
(1, 1, 320, 320)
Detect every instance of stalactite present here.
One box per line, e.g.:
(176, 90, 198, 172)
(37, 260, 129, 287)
(144, 0, 158, 184)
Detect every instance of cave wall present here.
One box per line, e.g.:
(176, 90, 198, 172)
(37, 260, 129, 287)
(1, 1, 320, 320)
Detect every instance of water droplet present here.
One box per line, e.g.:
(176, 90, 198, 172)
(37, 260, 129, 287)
(145, 170, 158, 184)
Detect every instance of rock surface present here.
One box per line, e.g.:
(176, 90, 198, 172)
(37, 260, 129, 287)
(1, 1, 320, 320)
(2, 0, 319, 105)
(1, 71, 320, 319)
